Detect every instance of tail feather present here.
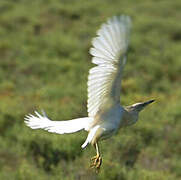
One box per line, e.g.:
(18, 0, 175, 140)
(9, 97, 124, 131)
(24, 111, 93, 134)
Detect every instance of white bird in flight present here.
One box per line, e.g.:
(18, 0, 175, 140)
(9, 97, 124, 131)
(25, 15, 154, 171)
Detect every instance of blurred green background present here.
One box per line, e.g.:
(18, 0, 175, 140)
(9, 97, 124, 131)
(0, 0, 181, 179)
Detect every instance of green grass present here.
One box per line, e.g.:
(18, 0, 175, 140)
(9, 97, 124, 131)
(0, 0, 181, 179)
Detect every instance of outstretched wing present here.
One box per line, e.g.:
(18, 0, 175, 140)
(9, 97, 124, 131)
(24, 111, 93, 134)
(87, 15, 131, 117)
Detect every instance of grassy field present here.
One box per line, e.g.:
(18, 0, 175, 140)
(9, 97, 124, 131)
(0, 0, 181, 179)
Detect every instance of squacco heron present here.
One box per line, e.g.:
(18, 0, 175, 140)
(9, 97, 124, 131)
(25, 15, 154, 172)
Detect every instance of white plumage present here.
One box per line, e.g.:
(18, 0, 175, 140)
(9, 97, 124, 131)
(25, 111, 93, 134)
(24, 15, 154, 170)
(88, 16, 131, 117)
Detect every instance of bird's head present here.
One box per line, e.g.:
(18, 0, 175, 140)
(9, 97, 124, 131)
(126, 99, 155, 113)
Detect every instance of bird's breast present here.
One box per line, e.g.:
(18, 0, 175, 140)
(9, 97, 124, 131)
(89, 104, 123, 137)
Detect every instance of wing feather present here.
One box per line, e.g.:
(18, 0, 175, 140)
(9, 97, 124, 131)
(87, 15, 131, 117)
(25, 111, 93, 134)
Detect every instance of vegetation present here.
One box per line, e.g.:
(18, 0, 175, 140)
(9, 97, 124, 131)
(0, 0, 181, 179)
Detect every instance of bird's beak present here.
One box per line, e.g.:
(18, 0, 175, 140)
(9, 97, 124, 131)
(142, 99, 155, 107)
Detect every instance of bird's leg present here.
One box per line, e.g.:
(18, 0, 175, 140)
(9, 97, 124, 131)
(90, 142, 102, 172)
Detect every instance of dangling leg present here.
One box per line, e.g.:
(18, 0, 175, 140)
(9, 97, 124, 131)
(90, 142, 102, 171)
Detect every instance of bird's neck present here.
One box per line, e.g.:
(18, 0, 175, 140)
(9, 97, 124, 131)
(122, 108, 139, 126)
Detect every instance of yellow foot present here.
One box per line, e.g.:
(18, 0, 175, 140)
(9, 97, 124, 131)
(90, 154, 102, 172)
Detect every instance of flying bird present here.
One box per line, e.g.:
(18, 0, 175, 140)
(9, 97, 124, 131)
(24, 15, 154, 171)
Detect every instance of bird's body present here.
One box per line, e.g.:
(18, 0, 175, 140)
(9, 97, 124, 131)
(24, 15, 154, 171)
(84, 103, 123, 147)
